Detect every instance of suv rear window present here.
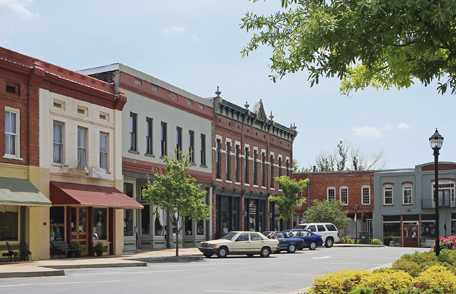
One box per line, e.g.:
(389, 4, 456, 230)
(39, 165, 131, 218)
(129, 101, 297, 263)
(317, 225, 326, 231)
(250, 233, 263, 241)
(307, 225, 316, 232)
(325, 224, 337, 231)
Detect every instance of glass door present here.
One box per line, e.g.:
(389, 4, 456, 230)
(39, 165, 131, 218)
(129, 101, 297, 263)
(402, 222, 419, 247)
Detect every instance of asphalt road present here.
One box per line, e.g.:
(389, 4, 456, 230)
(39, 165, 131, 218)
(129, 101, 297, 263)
(0, 247, 428, 294)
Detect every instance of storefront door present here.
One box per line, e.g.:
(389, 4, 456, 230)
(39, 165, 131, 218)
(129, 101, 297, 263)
(124, 182, 137, 251)
(402, 222, 419, 247)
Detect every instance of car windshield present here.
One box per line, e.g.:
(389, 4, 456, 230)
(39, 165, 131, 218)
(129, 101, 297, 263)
(221, 232, 237, 240)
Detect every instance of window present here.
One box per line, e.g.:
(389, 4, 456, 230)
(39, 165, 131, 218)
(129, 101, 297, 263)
(250, 232, 264, 241)
(270, 155, 274, 188)
(142, 205, 150, 235)
(154, 209, 166, 236)
(326, 224, 337, 231)
(278, 157, 282, 177)
(185, 217, 193, 236)
(327, 187, 336, 201)
(235, 144, 241, 182)
(200, 134, 206, 166)
(99, 112, 109, 121)
(0, 206, 18, 241)
(403, 184, 413, 205)
(361, 185, 371, 205)
(99, 132, 109, 171)
(307, 225, 316, 232)
(77, 106, 87, 116)
(161, 121, 167, 157)
(129, 112, 137, 152)
(53, 100, 64, 109)
(226, 141, 231, 181)
(340, 187, 349, 205)
(216, 138, 222, 179)
(176, 126, 182, 160)
(244, 147, 249, 184)
(261, 152, 266, 186)
(5, 83, 19, 95)
(53, 121, 64, 164)
(253, 149, 258, 185)
(286, 159, 290, 176)
(4, 109, 19, 157)
(92, 208, 107, 240)
(189, 130, 195, 164)
(383, 185, 393, 205)
(77, 126, 88, 169)
(317, 225, 326, 232)
(236, 232, 249, 241)
(146, 117, 153, 155)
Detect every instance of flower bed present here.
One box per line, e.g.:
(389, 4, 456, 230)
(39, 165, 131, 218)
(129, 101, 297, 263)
(440, 235, 456, 249)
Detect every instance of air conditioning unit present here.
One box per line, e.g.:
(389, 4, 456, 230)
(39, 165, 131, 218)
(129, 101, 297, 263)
(88, 167, 106, 178)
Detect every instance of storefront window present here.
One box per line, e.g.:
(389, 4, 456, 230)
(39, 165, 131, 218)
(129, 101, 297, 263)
(185, 217, 193, 236)
(383, 222, 400, 246)
(197, 220, 204, 236)
(247, 199, 257, 231)
(79, 208, 87, 233)
(50, 207, 64, 241)
(70, 207, 77, 233)
(421, 221, 436, 247)
(141, 205, 150, 235)
(154, 208, 166, 236)
(92, 208, 107, 240)
(0, 206, 18, 241)
(124, 209, 134, 236)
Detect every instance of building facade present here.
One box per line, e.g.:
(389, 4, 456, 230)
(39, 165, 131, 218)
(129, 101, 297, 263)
(211, 92, 296, 237)
(294, 171, 374, 238)
(373, 162, 456, 247)
(82, 64, 213, 251)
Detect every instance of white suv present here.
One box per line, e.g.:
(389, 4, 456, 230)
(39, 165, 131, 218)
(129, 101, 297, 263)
(295, 223, 339, 247)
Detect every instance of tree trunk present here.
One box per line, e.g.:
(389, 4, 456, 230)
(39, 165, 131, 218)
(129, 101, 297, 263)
(166, 209, 171, 248)
(176, 211, 180, 257)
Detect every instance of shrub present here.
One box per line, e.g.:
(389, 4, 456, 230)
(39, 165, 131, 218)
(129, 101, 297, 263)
(307, 270, 368, 294)
(370, 239, 382, 245)
(414, 265, 456, 293)
(340, 236, 355, 244)
(352, 269, 413, 294)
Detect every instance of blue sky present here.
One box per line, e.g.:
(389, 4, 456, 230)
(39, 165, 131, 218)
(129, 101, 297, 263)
(1, 0, 454, 169)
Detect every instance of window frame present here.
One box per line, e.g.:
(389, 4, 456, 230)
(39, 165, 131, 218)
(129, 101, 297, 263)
(4, 107, 20, 159)
(129, 112, 138, 152)
(53, 120, 65, 164)
(146, 117, 153, 155)
(226, 141, 231, 181)
(200, 133, 206, 166)
(361, 185, 371, 205)
(215, 138, 222, 179)
(77, 126, 88, 169)
(340, 186, 349, 206)
(176, 126, 182, 160)
(326, 187, 336, 201)
(383, 184, 394, 206)
(402, 183, 413, 205)
(99, 131, 109, 172)
(189, 130, 195, 164)
(160, 121, 168, 157)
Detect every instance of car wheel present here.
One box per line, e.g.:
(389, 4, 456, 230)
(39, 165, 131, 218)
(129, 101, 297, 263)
(203, 253, 213, 258)
(217, 246, 228, 258)
(325, 237, 334, 248)
(287, 244, 296, 253)
(309, 242, 317, 250)
(260, 247, 271, 258)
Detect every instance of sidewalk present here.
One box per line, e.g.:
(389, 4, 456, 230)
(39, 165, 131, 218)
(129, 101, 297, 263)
(0, 247, 202, 279)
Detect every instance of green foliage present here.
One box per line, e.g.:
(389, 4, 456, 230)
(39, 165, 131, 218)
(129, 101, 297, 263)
(242, 0, 456, 94)
(413, 265, 456, 293)
(340, 236, 355, 244)
(370, 239, 383, 245)
(269, 176, 308, 223)
(391, 249, 456, 277)
(307, 270, 369, 294)
(353, 269, 413, 294)
(304, 200, 350, 230)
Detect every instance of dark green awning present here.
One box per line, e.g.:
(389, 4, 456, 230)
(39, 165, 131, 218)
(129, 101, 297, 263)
(0, 177, 51, 206)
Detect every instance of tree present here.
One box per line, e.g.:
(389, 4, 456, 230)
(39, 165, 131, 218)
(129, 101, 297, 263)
(304, 200, 350, 230)
(241, 0, 456, 94)
(269, 176, 309, 228)
(142, 155, 209, 256)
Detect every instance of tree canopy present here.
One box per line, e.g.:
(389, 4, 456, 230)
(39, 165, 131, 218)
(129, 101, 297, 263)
(241, 0, 456, 94)
(304, 200, 350, 230)
(142, 155, 209, 256)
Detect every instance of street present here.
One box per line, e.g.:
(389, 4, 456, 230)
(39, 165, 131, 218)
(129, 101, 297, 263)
(0, 247, 428, 294)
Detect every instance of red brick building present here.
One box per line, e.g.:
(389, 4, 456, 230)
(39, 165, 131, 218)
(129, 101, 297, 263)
(293, 171, 375, 238)
(211, 90, 297, 237)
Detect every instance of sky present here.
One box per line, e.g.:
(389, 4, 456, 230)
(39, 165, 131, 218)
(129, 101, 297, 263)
(0, 0, 454, 170)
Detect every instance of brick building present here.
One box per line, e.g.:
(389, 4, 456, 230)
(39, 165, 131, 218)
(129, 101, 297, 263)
(211, 90, 297, 237)
(293, 171, 375, 238)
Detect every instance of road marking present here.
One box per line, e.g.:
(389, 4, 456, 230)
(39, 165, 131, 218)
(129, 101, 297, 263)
(0, 279, 121, 288)
(70, 269, 185, 276)
(311, 256, 330, 260)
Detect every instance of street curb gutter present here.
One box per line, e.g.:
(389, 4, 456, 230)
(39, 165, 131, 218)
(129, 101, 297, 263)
(43, 261, 147, 269)
(131, 255, 204, 263)
(0, 269, 65, 279)
(334, 244, 384, 248)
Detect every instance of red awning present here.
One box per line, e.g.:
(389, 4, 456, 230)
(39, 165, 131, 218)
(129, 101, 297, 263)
(50, 181, 143, 209)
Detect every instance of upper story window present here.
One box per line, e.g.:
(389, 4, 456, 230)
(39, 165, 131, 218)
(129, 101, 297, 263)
(146, 117, 153, 155)
(253, 149, 258, 185)
(270, 155, 274, 188)
(176, 126, 182, 160)
(244, 146, 249, 184)
(383, 184, 393, 205)
(129, 112, 137, 152)
(77, 126, 88, 169)
(99, 132, 109, 171)
(261, 152, 266, 187)
(340, 186, 348, 205)
(361, 185, 371, 205)
(4, 108, 19, 158)
(53, 121, 64, 164)
(161, 121, 167, 157)
(77, 106, 88, 116)
(189, 130, 195, 164)
(402, 184, 413, 205)
(286, 159, 290, 177)
(433, 181, 455, 205)
(226, 141, 231, 181)
(327, 187, 336, 201)
(5, 83, 19, 96)
(216, 138, 222, 179)
(235, 144, 241, 182)
(200, 133, 206, 166)
(278, 156, 282, 177)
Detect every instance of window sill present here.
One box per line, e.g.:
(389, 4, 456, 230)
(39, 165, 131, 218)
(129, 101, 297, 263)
(215, 178, 223, 182)
(234, 182, 241, 185)
(144, 153, 155, 158)
(52, 163, 68, 168)
(225, 180, 233, 183)
(128, 150, 140, 155)
(3, 154, 22, 161)
(200, 164, 208, 168)
(383, 203, 394, 206)
(402, 203, 414, 206)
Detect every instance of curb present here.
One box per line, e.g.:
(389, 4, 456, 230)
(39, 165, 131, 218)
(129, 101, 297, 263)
(131, 255, 204, 263)
(0, 269, 65, 279)
(334, 244, 384, 248)
(43, 261, 147, 269)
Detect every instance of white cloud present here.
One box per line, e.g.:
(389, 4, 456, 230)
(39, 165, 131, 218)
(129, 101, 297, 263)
(0, 0, 36, 19)
(162, 25, 186, 35)
(397, 122, 411, 130)
(352, 126, 383, 138)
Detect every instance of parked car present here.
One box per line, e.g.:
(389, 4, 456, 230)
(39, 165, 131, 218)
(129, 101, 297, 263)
(294, 223, 339, 247)
(266, 231, 305, 253)
(287, 229, 323, 250)
(199, 231, 279, 258)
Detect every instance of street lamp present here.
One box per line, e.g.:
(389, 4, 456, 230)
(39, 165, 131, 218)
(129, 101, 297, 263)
(429, 129, 444, 256)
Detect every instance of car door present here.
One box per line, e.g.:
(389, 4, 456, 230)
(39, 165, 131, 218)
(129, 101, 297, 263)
(249, 232, 265, 251)
(231, 232, 250, 253)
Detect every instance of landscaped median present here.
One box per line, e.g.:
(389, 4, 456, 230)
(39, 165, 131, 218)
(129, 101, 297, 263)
(304, 249, 456, 293)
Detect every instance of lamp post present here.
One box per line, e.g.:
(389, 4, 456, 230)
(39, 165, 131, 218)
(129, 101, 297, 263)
(429, 129, 444, 256)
